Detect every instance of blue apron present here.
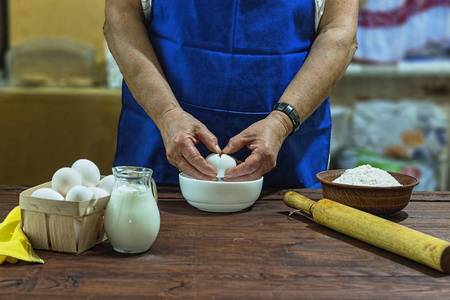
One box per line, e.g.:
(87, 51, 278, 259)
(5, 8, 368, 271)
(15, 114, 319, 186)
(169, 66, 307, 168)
(114, 0, 331, 188)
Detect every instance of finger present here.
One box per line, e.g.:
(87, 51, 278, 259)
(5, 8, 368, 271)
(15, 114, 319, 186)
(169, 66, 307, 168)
(222, 132, 253, 154)
(177, 156, 216, 181)
(222, 172, 263, 182)
(166, 137, 217, 178)
(224, 151, 263, 178)
(195, 126, 222, 154)
(180, 142, 217, 177)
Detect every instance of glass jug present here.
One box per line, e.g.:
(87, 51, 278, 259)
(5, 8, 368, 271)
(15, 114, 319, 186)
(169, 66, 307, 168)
(104, 166, 160, 253)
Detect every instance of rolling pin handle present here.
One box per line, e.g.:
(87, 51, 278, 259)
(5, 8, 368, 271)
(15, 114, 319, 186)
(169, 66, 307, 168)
(283, 191, 316, 215)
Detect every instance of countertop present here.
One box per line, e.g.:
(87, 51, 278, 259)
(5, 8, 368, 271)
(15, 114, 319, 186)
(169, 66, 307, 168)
(1, 185, 450, 299)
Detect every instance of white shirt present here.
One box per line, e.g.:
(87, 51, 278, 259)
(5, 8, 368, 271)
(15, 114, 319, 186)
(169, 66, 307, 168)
(142, 0, 326, 32)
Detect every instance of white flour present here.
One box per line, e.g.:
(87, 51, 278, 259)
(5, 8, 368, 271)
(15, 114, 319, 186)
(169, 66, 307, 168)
(333, 165, 402, 187)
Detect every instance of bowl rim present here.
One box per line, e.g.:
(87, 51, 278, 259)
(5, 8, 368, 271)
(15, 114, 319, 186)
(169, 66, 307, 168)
(316, 169, 420, 189)
(179, 172, 264, 184)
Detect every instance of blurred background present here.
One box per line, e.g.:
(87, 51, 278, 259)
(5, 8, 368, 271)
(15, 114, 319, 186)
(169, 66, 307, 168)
(0, 0, 449, 190)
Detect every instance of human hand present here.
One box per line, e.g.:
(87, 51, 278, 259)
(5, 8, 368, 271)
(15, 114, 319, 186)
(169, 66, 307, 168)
(159, 108, 221, 180)
(221, 111, 293, 181)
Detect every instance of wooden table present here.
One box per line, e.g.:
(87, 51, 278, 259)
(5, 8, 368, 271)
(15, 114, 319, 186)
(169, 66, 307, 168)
(1, 185, 450, 299)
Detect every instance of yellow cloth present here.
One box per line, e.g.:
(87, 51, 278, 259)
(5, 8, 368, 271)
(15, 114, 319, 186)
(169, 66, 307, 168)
(0, 206, 44, 264)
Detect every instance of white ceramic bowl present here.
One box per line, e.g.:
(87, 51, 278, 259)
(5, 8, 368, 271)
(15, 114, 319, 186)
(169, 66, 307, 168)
(179, 173, 264, 212)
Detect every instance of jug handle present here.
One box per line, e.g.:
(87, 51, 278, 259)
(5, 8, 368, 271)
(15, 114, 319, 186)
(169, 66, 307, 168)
(151, 178, 158, 203)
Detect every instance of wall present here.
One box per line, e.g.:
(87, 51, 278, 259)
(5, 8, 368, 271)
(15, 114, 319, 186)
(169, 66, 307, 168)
(0, 1, 120, 185)
(8, 0, 107, 84)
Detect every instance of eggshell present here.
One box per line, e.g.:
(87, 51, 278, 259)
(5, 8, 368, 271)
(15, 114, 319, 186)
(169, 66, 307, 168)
(66, 185, 96, 202)
(97, 174, 114, 194)
(206, 153, 237, 178)
(88, 186, 110, 199)
(71, 159, 101, 187)
(31, 188, 64, 200)
(52, 167, 83, 196)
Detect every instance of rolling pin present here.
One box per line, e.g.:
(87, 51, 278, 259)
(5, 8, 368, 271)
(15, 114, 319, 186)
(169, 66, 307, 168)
(283, 191, 450, 273)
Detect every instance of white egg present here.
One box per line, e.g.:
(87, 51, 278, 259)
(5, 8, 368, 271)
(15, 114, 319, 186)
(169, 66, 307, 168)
(97, 174, 114, 194)
(66, 185, 95, 202)
(31, 188, 64, 200)
(206, 153, 237, 178)
(71, 159, 101, 187)
(52, 167, 83, 196)
(88, 186, 110, 199)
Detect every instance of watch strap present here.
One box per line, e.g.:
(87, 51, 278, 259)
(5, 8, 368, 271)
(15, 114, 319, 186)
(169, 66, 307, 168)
(272, 102, 301, 135)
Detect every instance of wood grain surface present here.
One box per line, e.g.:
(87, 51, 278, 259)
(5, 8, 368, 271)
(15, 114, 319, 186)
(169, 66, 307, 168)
(1, 185, 450, 299)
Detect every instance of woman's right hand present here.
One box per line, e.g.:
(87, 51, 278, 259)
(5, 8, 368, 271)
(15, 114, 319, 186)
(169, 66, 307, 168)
(105, 0, 220, 180)
(158, 108, 221, 180)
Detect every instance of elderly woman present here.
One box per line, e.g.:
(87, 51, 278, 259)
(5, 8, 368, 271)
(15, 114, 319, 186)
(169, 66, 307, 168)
(103, 0, 359, 188)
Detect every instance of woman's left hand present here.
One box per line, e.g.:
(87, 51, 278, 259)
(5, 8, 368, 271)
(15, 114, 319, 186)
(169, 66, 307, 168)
(221, 111, 293, 181)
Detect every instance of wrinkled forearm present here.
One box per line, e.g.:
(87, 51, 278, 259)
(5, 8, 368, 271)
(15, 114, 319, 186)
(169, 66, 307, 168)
(275, 0, 358, 129)
(103, 0, 181, 129)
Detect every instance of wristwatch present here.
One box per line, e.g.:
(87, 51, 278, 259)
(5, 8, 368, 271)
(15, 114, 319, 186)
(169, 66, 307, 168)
(272, 102, 301, 135)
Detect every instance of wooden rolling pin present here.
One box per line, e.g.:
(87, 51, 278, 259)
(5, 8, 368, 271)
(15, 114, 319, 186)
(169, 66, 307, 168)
(283, 191, 450, 273)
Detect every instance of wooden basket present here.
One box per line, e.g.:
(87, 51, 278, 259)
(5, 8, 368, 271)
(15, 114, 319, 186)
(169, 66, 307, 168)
(19, 182, 110, 254)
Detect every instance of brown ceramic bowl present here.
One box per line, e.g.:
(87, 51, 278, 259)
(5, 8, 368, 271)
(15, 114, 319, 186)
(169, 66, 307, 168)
(316, 169, 420, 215)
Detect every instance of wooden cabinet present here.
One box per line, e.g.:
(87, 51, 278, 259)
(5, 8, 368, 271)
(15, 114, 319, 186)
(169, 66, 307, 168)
(0, 87, 121, 185)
